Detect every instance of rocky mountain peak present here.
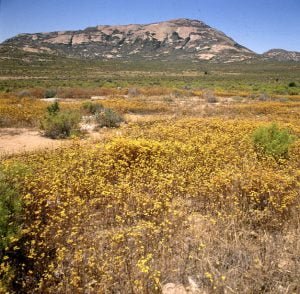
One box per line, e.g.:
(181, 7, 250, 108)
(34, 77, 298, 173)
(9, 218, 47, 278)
(2, 18, 298, 62)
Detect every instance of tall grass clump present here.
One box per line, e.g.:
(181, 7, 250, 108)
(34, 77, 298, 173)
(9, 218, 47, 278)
(252, 123, 296, 159)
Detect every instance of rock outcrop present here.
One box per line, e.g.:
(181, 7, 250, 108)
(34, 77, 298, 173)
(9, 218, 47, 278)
(262, 49, 300, 62)
(2, 18, 255, 62)
(2, 18, 299, 63)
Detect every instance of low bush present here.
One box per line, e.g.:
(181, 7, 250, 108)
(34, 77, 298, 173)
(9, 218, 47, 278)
(95, 108, 124, 128)
(46, 101, 60, 115)
(203, 90, 218, 103)
(81, 101, 103, 115)
(44, 89, 57, 98)
(40, 110, 81, 139)
(252, 123, 296, 159)
(41, 101, 81, 138)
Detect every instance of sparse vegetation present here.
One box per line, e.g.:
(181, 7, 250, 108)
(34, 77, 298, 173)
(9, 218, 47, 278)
(0, 48, 299, 97)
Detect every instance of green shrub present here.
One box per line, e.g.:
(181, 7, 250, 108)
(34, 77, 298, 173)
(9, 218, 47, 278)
(44, 89, 57, 98)
(288, 82, 297, 87)
(0, 182, 21, 251)
(252, 124, 296, 159)
(95, 108, 124, 128)
(40, 111, 81, 139)
(0, 163, 28, 251)
(81, 101, 103, 115)
(46, 101, 60, 115)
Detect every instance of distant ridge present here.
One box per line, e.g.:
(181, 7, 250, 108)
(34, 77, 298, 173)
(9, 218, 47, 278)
(262, 49, 300, 62)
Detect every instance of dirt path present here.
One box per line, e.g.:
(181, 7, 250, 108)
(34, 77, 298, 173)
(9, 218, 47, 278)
(0, 128, 66, 156)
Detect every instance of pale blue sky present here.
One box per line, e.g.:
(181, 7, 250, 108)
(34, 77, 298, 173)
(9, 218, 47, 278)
(0, 0, 299, 53)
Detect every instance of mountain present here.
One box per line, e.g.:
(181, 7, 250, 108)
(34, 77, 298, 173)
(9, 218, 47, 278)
(262, 49, 300, 62)
(1, 18, 256, 62)
(2, 18, 299, 63)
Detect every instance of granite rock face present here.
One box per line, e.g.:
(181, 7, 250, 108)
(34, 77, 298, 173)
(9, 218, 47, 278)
(262, 49, 300, 62)
(3, 18, 299, 62)
(2, 18, 256, 62)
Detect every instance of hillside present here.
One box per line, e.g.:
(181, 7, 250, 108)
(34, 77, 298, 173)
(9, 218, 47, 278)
(262, 49, 300, 62)
(2, 18, 257, 62)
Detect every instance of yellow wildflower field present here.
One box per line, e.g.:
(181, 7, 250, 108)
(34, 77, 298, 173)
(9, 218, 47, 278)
(0, 97, 299, 293)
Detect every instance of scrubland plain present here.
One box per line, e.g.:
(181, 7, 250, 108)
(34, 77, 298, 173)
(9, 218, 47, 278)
(0, 52, 300, 293)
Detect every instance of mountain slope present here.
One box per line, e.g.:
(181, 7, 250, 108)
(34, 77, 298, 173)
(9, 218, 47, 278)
(2, 18, 256, 62)
(262, 49, 300, 62)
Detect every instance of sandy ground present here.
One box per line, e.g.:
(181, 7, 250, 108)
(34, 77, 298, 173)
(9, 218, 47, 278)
(0, 128, 66, 156)
(0, 108, 218, 156)
(0, 127, 123, 157)
(0, 106, 221, 157)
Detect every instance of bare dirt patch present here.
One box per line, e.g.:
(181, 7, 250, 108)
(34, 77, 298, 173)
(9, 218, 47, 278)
(0, 128, 66, 156)
(0, 127, 123, 156)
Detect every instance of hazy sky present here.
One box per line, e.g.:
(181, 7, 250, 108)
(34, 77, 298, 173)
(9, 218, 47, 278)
(0, 0, 299, 53)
